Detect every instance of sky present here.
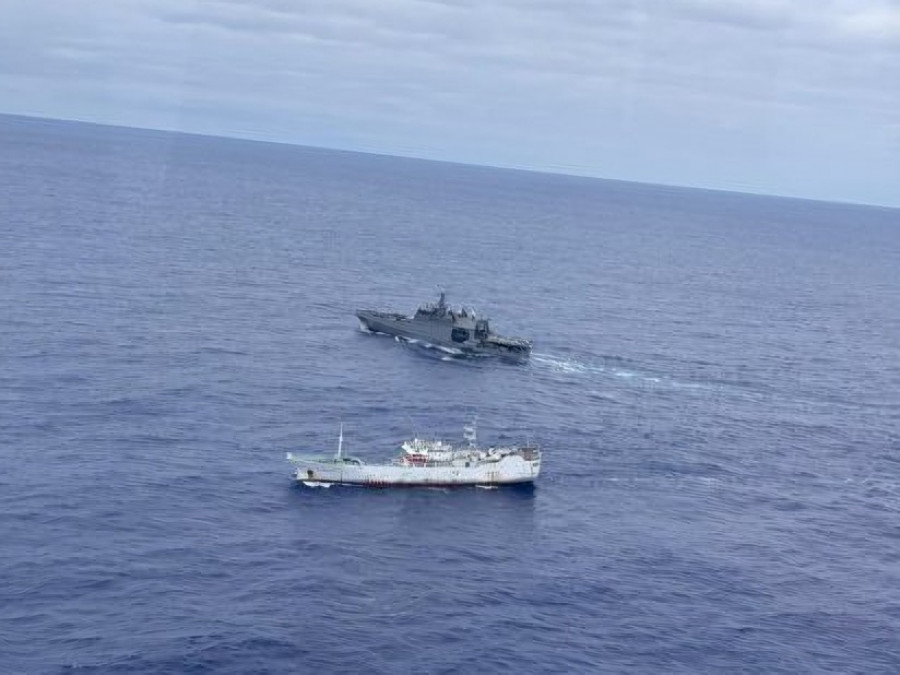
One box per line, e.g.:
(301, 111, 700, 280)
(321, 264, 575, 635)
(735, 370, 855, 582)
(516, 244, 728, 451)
(1, 0, 899, 207)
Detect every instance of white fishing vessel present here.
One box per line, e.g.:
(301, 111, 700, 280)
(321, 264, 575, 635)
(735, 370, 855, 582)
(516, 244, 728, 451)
(286, 420, 541, 488)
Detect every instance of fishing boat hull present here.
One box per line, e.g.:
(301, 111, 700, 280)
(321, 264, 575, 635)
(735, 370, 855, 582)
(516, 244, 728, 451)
(290, 453, 540, 488)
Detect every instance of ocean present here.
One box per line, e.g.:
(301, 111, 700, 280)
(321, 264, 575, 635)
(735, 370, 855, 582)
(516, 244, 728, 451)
(1, 113, 899, 673)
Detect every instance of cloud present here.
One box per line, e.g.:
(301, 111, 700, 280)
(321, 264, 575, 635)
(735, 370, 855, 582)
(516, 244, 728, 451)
(840, 6, 900, 41)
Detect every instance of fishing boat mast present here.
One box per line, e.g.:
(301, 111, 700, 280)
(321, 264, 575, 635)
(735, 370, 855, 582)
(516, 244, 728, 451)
(334, 423, 344, 460)
(463, 418, 478, 449)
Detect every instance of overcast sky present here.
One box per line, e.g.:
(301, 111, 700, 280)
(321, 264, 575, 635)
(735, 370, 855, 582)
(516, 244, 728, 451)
(2, 0, 899, 206)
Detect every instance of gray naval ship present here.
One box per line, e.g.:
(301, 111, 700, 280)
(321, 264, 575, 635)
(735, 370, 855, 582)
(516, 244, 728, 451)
(356, 291, 532, 360)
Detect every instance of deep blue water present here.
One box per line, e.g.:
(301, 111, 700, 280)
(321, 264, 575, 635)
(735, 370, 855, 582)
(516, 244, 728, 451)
(2, 113, 900, 673)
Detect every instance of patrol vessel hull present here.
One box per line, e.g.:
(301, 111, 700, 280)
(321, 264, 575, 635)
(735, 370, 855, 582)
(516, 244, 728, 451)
(356, 292, 532, 360)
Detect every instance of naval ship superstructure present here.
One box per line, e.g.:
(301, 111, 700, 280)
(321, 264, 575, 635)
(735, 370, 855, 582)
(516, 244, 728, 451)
(286, 421, 541, 488)
(356, 291, 532, 360)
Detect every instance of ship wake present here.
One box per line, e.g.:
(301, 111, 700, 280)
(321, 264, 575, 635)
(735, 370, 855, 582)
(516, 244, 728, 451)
(395, 336, 486, 361)
(531, 353, 713, 392)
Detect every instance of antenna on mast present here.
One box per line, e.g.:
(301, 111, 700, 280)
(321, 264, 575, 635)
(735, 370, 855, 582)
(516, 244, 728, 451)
(335, 422, 344, 460)
(463, 416, 478, 449)
(406, 414, 418, 440)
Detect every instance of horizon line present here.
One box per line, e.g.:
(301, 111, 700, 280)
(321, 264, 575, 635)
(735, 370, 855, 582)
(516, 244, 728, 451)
(3, 111, 896, 212)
